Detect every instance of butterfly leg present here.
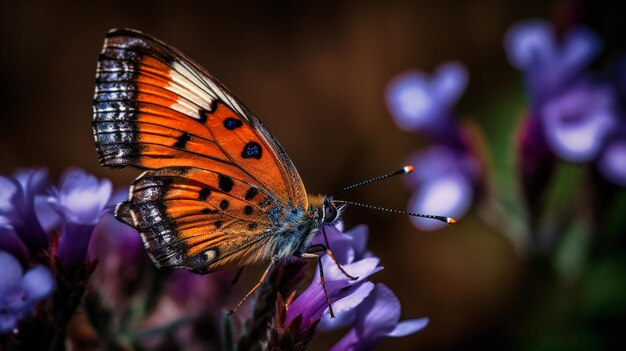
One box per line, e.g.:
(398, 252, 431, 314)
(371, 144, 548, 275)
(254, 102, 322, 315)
(307, 244, 358, 280)
(228, 256, 277, 315)
(297, 252, 336, 318)
(231, 266, 245, 285)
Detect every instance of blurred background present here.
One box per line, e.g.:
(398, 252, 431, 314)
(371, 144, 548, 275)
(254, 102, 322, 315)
(1, 0, 625, 350)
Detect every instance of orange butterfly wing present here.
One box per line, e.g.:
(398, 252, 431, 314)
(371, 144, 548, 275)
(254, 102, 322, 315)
(93, 29, 310, 272)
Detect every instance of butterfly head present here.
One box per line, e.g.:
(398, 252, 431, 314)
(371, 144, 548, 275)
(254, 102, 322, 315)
(307, 195, 347, 225)
(322, 196, 347, 224)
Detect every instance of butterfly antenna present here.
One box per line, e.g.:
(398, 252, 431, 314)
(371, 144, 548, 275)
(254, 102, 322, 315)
(332, 165, 414, 196)
(332, 200, 456, 224)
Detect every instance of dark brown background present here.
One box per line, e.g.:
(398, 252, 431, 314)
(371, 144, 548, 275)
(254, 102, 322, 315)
(2, 0, 617, 349)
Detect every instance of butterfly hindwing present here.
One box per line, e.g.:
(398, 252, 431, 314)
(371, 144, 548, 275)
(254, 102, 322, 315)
(117, 167, 281, 272)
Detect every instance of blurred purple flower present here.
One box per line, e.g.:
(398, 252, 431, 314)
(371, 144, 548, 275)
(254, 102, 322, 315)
(330, 283, 428, 351)
(505, 19, 602, 103)
(49, 169, 113, 269)
(404, 146, 478, 230)
(0, 225, 29, 263)
(88, 212, 149, 303)
(598, 137, 626, 186)
(386, 62, 468, 134)
(166, 270, 229, 309)
(0, 251, 55, 333)
(540, 83, 618, 162)
(0, 169, 54, 253)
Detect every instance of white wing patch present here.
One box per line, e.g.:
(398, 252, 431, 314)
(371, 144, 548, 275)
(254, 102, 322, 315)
(169, 61, 248, 121)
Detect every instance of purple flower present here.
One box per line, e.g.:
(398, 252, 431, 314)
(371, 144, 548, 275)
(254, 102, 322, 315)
(330, 284, 428, 351)
(404, 146, 478, 230)
(0, 251, 55, 333)
(0, 169, 54, 253)
(386, 62, 468, 134)
(49, 169, 113, 269)
(540, 83, 618, 162)
(286, 225, 383, 330)
(598, 137, 626, 186)
(286, 255, 381, 330)
(505, 19, 602, 103)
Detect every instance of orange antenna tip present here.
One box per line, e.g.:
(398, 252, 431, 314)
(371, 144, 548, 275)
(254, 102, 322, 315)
(403, 165, 414, 174)
(447, 218, 456, 224)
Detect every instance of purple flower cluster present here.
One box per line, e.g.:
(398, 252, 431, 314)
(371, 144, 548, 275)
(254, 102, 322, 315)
(285, 224, 428, 350)
(0, 168, 117, 334)
(386, 63, 481, 230)
(505, 20, 626, 186)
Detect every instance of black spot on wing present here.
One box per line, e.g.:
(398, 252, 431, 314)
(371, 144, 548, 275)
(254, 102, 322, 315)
(218, 174, 234, 192)
(245, 187, 259, 200)
(219, 200, 229, 210)
(244, 206, 253, 215)
(241, 142, 262, 159)
(223, 117, 243, 130)
(248, 223, 258, 230)
(173, 132, 191, 149)
(201, 208, 219, 214)
(214, 221, 223, 228)
(199, 188, 211, 201)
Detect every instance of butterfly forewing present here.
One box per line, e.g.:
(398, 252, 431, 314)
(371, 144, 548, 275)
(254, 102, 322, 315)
(94, 29, 310, 271)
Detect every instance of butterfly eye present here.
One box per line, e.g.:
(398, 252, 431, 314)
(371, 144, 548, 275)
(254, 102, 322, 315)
(323, 204, 338, 223)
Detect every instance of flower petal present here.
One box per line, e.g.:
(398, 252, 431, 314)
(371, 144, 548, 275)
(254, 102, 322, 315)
(344, 225, 369, 260)
(356, 284, 401, 336)
(55, 169, 112, 224)
(404, 146, 478, 187)
(0, 315, 18, 333)
(598, 138, 626, 186)
(21, 266, 55, 301)
(33, 195, 61, 233)
(386, 71, 439, 131)
(322, 281, 375, 319)
(387, 318, 429, 337)
(541, 84, 617, 162)
(433, 62, 468, 106)
(505, 19, 555, 70)
(317, 306, 357, 332)
(0, 226, 28, 261)
(560, 27, 602, 79)
(13, 169, 50, 204)
(0, 252, 23, 293)
(408, 173, 473, 231)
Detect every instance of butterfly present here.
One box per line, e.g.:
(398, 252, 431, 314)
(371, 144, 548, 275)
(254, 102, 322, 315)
(93, 28, 453, 316)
